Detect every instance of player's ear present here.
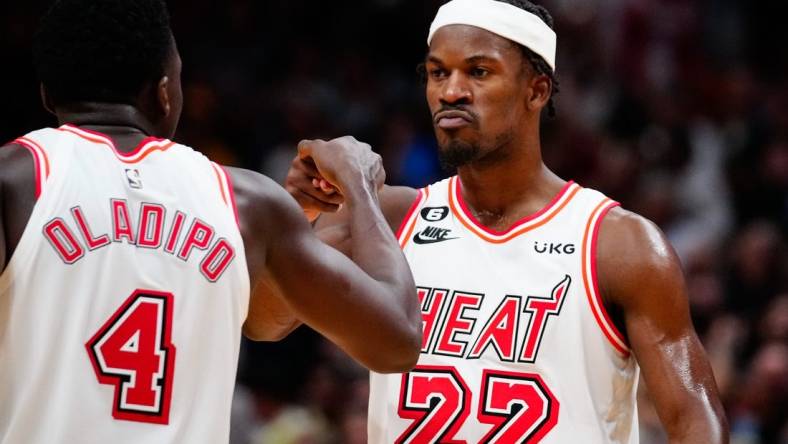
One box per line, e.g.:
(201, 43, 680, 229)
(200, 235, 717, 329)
(526, 74, 551, 112)
(40, 83, 56, 115)
(157, 76, 172, 118)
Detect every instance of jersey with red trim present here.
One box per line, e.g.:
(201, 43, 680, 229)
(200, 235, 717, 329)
(0, 125, 249, 444)
(369, 176, 639, 444)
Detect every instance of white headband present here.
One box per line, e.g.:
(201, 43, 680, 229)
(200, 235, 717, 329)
(427, 0, 557, 71)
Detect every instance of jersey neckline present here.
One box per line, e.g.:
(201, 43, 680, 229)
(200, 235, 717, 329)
(449, 176, 580, 242)
(57, 124, 172, 163)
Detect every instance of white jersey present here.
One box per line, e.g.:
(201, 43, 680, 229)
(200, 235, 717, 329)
(0, 125, 249, 444)
(369, 177, 639, 444)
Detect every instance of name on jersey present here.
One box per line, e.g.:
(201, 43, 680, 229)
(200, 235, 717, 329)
(42, 199, 236, 282)
(417, 275, 570, 363)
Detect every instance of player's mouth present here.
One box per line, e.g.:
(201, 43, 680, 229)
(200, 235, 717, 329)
(434, 110, 474, 130)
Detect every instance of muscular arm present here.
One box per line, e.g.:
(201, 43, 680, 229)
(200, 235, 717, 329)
(250, 184, 419, 337)
(230, 167, 421, 373)
(255, 155, 419, 338)
(0, 144, 37, 273)
(598, 208, 728, 443)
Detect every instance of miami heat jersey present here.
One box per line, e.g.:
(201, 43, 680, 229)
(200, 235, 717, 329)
(0, 125, 249, 443)
(369, 177, 640, 443)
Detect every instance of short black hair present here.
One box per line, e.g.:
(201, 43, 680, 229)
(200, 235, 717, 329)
(496, 0, 560, 117)
(33, 0, 173, 106)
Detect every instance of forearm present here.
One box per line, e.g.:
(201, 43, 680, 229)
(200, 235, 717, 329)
(263, 190, 420, 371)
(637, 335, 728, 444)
(274, 248, 419, 372)
(666, 409, 728, 444)
(639, 337, 728, 444)
(663, 373, 728, 444)
(344, 182, 411, 290)
(336, 184, 420, 369)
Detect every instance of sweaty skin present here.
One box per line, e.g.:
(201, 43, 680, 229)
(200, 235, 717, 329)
(285, 24, 727, 443)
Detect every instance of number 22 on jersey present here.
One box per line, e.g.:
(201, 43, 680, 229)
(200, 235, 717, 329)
(85, 290, 176, 424)
(397, 366, 558, 443)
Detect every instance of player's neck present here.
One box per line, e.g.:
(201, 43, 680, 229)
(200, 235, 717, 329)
(455, 141, 565, 232)
(56, 103, 158, 153)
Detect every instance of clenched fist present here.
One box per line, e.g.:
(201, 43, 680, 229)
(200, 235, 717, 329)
(286, 136, 385, 222)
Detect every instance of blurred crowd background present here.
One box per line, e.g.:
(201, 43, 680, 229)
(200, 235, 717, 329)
(3, 0, 787, 443)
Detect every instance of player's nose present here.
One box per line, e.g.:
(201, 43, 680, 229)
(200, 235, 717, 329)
(440, 71, 472, 104)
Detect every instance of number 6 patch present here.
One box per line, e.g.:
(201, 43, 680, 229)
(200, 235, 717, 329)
(85, 290, 176, 424)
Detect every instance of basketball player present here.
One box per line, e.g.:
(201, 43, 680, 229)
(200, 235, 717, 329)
(0, 0, 421, 443)
(285, 0, 728, 442)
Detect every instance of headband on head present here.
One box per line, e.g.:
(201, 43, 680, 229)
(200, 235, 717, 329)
(427, 0, 557, 72)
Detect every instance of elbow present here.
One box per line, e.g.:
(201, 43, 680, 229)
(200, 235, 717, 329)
(367, 322, 422, 374)
(242, 321, 296, 342)
(383, 290, 425, 373)
(367, 349, 419, 374)
(666, 402, 729, 444)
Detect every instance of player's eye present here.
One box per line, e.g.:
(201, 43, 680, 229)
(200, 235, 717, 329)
(429, 68, 448, 80)
(471, 67, 489, 78)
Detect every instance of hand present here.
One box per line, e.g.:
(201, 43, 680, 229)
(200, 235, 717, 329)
(296, 136, 385, 198)
(285, 154, 344, 222)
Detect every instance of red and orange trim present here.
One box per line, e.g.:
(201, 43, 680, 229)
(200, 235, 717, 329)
(13, 137, 51, 199)
(396, 187, 430, 249)
(448, 176, 581, 244)
(211, 162, 240, 229)
(58, 124, 174, 164)
(581, 197, 630, 357)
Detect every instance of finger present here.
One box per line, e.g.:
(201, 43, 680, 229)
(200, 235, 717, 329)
(285, 170, 342, 204)
(292, 189, 342, 213)
(319, 179, 338, 195)
(287, 155, 323, 181)
(295, 156, 321, 179)
(313, 179, 339, 198)
(291, 181, 345, 205)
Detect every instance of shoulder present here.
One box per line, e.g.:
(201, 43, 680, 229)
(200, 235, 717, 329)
(223, 166, 320, 249)
(380, 185, 420, 232)
(223, 167, 306, 231)
(224, 166, 286, 205)
(0, 143, 35, 180)
(0, 143, 36, 198)
(598, 207, 676, 270)
(222, 166, 317, 280)
(597, 206, 685, 308)
(0, 143, 39, 268)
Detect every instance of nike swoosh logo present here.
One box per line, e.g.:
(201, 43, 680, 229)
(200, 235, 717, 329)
(412, 233, 460, 245)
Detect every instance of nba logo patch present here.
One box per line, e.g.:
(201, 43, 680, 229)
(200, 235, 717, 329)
(125, 169, 143, 189)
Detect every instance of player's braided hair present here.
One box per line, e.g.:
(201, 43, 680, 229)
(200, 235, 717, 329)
(33, 0, 173, 107)
(496, 0, 560, 117)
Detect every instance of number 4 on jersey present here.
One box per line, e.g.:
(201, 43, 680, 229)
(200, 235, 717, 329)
(85, 290, 176, 424)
